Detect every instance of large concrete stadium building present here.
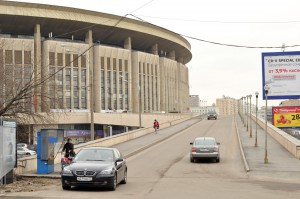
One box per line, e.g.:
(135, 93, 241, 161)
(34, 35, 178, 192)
(0, 1, 192, 142)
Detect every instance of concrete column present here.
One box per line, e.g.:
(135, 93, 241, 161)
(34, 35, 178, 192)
(145, 64, 148, 112)
(157, 64, 160, 111)
(116, 58, 120, 110)
(141, 63, 144, 113)
(159, 58, 166, 112)
(34, 24, 43, 112)
(85, 30, 94, 140)
(131, 53, 139, 113)
(178, 64, 182, 113)
(124, 37, 132, 50)
(104, 57, 108, 110)
(127, 58, 133, 112)
(151, 44, 158, 55)
(168, 50, 175, 60)
(41, 40, 50, 112)
(93, 47, 101, 112)
(149, 64, 153, 112)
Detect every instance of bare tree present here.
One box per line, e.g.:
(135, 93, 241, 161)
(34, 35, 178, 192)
(0, 39, 56, 124)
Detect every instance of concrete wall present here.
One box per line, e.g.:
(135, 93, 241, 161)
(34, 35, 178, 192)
(251, 114, 300, 159)
(15, 115, 196, 174)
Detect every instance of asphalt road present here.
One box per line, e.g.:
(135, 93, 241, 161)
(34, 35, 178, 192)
(2, 116, 300, 199)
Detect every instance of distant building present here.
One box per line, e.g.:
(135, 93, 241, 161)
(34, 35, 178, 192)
(189, 95, 200, 107)
(216, 97, 238, 115)
(190, 106, 219, 115)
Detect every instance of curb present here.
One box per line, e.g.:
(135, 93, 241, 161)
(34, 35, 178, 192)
(234, 115, 250, 172)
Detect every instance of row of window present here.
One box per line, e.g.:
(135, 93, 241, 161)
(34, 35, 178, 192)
(0, 50, 31, 65)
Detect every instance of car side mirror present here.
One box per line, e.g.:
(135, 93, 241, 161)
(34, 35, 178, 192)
(115, 158, 124, 166)
(190, 142, 193, 145)
(217, 142, 220, 145)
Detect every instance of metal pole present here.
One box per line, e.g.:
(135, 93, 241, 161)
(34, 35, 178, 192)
(246, 96, 249, 131)
(264, 89, 269, 163)
(241, 97, 244, 125)
(249, 95, 252, 138)
(244, 97, 246, 127)
(255, 92, 258, 147)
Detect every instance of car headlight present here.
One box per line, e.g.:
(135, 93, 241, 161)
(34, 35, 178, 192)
(99, 168, 114, 175)
(62, 168, 72, 174)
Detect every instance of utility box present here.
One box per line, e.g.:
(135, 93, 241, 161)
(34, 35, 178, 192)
(37, 129, 64, 174)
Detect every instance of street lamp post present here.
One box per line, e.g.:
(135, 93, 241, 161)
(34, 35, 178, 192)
(264, 84, 270, 164)
(241, 97, 245, 125)
(249, 94, 252, 138)
(246, 95, 249, 131)
(255, 92, 259, 147)
(243, 97, 246, 127)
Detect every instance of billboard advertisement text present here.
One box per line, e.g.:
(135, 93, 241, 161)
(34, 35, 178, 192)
(272, 106, 300, 127)
(262, 51, 300, 100)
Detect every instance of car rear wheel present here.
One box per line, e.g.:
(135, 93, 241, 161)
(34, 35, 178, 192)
(216, 158, 220, 163)
(120, 169, 127, 184)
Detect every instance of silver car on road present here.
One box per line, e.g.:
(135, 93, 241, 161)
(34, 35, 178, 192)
(190, 137, 220, 163)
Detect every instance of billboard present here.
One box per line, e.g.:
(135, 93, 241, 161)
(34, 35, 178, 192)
(262, 51, 300, 100)
(272, 106, 300, 127)
(0, 120, 16, 180)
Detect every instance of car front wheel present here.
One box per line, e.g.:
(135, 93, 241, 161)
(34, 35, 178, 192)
(62, 185, 71, 190)
(110, 174, 117, 191)
(120, 169, 127, 184)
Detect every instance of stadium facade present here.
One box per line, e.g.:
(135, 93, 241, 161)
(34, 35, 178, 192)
(0, 1, 192, 142)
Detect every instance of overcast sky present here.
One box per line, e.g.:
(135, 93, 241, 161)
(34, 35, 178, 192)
(9, 0, 300, 107)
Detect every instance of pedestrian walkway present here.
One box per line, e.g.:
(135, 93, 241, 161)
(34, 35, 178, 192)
(20, 116, 202, 178)
(236, 115, 300, 183)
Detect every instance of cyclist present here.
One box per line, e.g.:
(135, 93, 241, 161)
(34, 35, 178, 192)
(153, 119, 159, 134)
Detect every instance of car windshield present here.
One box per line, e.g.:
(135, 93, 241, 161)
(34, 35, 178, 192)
(195, 139, 216, 146)
(74, 149, 114, 162)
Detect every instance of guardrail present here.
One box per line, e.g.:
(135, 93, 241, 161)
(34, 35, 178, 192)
(250, 114, 300, 159)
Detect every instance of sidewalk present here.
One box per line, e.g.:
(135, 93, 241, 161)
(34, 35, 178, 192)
(20, 116, 202, 179)
(236, 115, 300, 183)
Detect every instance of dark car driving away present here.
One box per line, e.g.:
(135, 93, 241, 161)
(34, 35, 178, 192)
(61, 147, 127, 191)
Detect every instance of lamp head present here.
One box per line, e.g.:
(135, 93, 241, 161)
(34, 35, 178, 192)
(264, 84, 270, 95)
(255, 91, 259, 97)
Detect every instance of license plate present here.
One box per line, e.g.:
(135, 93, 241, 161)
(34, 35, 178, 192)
(200, 148, 209, 152)
(77, 177, 93, 181)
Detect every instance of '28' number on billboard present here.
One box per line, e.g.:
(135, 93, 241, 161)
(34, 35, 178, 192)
(291, 114, 300, 120)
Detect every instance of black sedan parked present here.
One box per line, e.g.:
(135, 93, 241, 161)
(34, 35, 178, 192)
(61, 147, 127, 191)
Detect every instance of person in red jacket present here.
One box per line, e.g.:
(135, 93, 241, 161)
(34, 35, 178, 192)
(153, 119, 159, 134)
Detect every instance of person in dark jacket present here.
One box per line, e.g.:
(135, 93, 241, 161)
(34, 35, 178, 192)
(61, 138, 75, 158)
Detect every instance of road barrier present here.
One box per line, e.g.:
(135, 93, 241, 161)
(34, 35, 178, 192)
(250, 114, 300, 159)
(15, 115, 195, 175)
